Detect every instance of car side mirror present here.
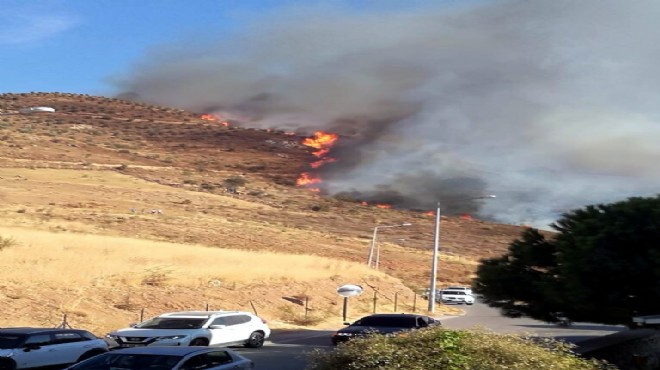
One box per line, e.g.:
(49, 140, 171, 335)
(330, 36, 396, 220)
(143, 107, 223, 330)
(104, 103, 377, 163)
(23, 344, 41, 351)
(209, 324, 226, 329)
(343, 322, 351, 325)
(129, 322, 138, 327)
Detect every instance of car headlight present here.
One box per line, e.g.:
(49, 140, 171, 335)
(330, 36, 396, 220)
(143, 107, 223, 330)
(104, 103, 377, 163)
(335, 333, 352, 336)
(155, 335, 189, 340)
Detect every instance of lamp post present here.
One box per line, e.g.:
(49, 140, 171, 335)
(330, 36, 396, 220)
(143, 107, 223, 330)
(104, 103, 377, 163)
(367, 222, 412, 268)
(428, 195, 496, 313)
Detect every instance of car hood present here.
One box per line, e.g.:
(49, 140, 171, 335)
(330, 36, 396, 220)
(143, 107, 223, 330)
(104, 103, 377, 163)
(109, 328, 204, 337)
(337, 326, 411, 335)
(0, 348, 16, 356)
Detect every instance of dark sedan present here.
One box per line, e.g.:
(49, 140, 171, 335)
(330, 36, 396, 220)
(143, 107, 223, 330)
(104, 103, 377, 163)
(331, 313, 441, 345)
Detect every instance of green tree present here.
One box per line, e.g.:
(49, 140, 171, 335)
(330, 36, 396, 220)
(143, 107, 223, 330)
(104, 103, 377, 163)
(474, 195, 660, 325)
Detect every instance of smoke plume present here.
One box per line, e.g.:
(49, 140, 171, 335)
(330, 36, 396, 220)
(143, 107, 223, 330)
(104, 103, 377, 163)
(113, 0, 660, 228)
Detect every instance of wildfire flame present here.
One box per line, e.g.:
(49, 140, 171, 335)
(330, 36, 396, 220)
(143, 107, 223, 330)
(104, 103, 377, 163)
(296, 172, 322, 186)
(302, 131, 338, 155)
(311, 157, 337, 169)
(358, 201, 394, 209)
(200, 113, 229, 127)
(296, 131, 339, 192)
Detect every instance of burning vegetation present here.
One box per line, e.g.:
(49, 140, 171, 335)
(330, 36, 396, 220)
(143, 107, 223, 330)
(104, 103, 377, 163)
(296, 131, 338, 192)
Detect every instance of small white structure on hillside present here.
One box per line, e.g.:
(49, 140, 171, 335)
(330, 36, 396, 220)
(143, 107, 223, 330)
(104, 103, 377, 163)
(19, 106, 56, 114)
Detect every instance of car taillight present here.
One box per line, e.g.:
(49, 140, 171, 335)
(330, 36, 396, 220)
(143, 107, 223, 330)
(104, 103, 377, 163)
(260, 318, 268, 324)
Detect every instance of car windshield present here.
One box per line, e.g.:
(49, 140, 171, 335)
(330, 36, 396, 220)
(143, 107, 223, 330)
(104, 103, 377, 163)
(442, 291, 465, 295)
(69, 353, 182, 370)
(0, 334, 26, 349)
(354, 316, 416, 327)
(136, 317, 207, 329)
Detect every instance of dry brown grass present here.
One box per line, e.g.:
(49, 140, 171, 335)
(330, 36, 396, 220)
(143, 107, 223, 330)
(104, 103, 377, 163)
(0, 92, 527, 334)
(0, 226, 394, 287)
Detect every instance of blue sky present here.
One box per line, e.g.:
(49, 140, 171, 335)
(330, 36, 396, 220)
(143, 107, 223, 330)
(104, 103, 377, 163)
(0, 0, 437, 96)
(3, 0, 658, 227)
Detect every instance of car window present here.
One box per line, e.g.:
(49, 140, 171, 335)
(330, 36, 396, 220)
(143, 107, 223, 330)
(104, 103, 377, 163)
(210, 317, 228, 326)
(137, 318, 206, 329)
(180, 354, 209, 370)
(54, 332, 84, 344)
(204, 351, 234, 366)
(0, 334, 26, 349)
(355, 316, 416, 327)
(224, 315, 251, 326)
(69, 353, 181, 370)
(24, 334, 52, 346)
(80, 331, 98, 341)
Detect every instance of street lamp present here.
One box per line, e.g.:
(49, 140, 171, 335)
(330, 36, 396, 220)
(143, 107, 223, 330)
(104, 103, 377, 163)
(367, 222, 412, 268)
(428, 195, 496, 313)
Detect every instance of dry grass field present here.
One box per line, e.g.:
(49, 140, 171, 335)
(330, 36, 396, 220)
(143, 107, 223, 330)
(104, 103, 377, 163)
(0, 92, 530, 335)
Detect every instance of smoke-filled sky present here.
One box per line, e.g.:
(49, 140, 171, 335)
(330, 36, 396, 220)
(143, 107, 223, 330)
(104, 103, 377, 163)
(113, 0, 660, 228)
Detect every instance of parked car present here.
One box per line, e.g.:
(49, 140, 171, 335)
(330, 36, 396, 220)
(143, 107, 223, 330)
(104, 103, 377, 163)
(331, 313, 441, 345)
(0, 327, 108, 369)
(437, 289, 475, 305)
(63, 346, 254, 370)
(106, 311, 270, 349)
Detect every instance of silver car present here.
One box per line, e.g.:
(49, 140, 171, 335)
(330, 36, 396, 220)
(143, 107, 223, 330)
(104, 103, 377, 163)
(0, 328, 108, 369)
(64, 346, 254, 370)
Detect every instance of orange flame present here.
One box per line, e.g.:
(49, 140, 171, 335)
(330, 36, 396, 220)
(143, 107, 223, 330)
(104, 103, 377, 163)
(425, 211, 436, 216)
(376, 204, 393, 209)
(311, 157, 337, 169)
(200, 113, 229, 127)
(200, 114, 217, 121)
(296, 131, 339, 191)
(296, 172, 322, 186)
(460, 214, 473, 221)
(302, 131, 338, 150)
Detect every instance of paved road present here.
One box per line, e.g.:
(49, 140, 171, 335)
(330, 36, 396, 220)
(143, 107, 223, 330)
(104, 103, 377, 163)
(440, 300, 625, 344)
(234, 301, 626, 370)
(234, 329, 333, 370)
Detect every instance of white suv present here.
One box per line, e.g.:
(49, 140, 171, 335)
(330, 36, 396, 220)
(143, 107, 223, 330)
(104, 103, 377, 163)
(106, 311, 271, 349)
(0, 328, 108, 369)
(438, 289, 475, 305)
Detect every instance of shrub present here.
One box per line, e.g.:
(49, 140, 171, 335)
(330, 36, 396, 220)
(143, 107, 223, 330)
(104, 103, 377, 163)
(306, 327, 614, 370)
(0, 236, 18, 251)
(224, 176, 247, 187)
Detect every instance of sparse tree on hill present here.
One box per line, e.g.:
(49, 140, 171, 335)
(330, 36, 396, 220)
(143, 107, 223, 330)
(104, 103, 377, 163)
(474, 195, 660, 325)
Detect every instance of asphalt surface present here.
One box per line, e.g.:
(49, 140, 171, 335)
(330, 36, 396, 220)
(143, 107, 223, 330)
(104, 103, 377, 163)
(233, 300, 627, 369)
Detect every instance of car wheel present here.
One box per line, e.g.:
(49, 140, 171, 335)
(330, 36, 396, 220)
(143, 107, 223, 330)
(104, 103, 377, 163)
(244, 331, 265, 348)
(189, 338, 209, 346)
(0, 358, 16, 370)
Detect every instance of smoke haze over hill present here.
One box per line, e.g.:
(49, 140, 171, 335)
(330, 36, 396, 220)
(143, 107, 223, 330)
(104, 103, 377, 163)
(114, 0, 660, 228)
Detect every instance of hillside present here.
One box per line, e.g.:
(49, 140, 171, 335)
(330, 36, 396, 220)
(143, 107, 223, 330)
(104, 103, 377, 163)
(0, 92, 530, 333)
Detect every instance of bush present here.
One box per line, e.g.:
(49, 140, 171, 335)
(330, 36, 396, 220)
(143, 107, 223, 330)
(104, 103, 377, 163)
(224, 176, 247, 187)
(306, 327, 615, 370)
(0, 236, 18, 251)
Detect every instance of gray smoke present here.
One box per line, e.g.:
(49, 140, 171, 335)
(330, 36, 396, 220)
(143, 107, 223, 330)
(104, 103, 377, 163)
(113, 0, 660, 228)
